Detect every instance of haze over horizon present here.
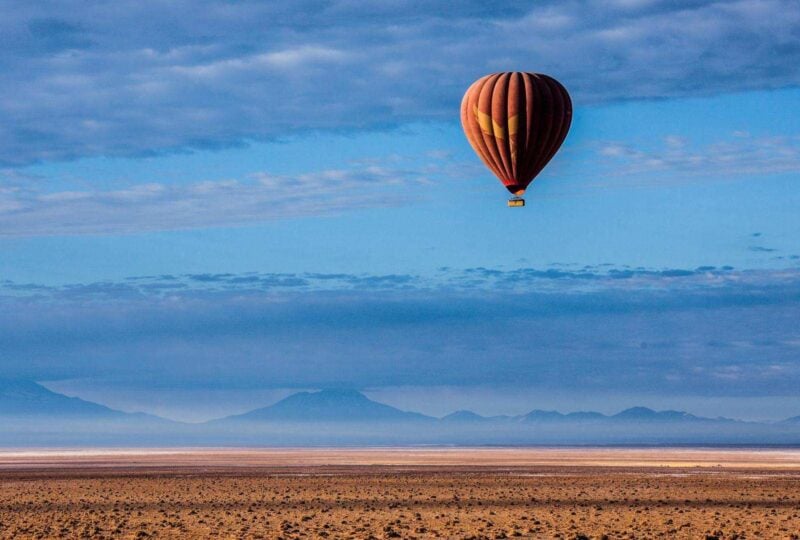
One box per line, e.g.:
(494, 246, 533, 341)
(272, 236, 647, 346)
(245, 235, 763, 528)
(4, 382, 800, 447)
(2, 0, 800, 430)
(26, 382, 800, 425)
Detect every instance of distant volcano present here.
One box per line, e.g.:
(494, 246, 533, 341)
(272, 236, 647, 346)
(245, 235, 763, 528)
(215, 389, 434, 423)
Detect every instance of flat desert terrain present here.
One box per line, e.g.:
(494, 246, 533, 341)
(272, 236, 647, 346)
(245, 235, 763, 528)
(0, 448, 799, 539)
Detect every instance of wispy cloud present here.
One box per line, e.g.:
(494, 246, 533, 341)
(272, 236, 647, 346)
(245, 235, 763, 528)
(4, 264, 793, 299)
(0, 161, 436, 236)
(1, 0, 798, 165)
(595, 133, 800, 181)
(170, 45, 349, 78)
(4, 127, 799, 235)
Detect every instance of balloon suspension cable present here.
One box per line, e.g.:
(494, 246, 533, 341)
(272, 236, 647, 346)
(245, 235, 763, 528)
(507, 196, 525, 208)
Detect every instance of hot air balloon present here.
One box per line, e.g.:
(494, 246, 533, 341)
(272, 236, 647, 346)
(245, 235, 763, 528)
(461, 72, 572, 207)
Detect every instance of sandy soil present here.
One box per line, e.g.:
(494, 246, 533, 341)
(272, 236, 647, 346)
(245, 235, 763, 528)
(0, 448, 799, 539)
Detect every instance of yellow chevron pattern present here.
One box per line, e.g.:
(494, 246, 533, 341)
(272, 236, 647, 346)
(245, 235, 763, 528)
(473, 106, 507, 140)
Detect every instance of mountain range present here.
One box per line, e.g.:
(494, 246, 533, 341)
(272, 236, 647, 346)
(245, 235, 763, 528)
(0, 381, 748, 425)
(211, 391, 740, 425)
(2, 381, 800, 446)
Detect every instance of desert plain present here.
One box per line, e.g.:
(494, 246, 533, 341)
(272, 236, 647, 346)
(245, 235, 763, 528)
(0, 448, 799, 539)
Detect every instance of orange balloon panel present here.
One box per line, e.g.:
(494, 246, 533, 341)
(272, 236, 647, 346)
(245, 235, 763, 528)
(461, 72, 572, 196)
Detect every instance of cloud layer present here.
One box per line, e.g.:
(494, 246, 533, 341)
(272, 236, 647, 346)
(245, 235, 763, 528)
(3, 265, 800, 400)
(2, 0, 799, 165)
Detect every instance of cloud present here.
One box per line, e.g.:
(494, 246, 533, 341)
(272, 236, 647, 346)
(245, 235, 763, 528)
(594, 133, 800, 181)
(2, 264, 787, 299)
(170, 46, 348, 78)
(2, 265, 800, 399)
(1, 0, 798, 165)
(0, 161, 434, 236)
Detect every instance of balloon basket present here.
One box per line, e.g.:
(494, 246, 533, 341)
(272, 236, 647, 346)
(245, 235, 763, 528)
(507, 197, 525, 207)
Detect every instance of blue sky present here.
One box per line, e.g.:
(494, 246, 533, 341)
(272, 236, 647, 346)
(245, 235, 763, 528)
(1, 0, 799, 421)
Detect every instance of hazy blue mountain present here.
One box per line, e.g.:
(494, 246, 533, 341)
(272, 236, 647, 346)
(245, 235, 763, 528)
(216, 391, 750, 428)
(611, 406, 704, 422)
(216, 389, 435, 423)
(0, 379, 127, 418)
(516, 407, 736, 424)
(441, 410, 487, 422)
(0, 379, 182, 446)
(3, 382, 797, 447)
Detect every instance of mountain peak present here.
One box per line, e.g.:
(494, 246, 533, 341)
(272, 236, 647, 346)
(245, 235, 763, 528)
(441, 410, 487, 422)
(0, 378, 53, 396)
(0, 379, 114, 417)
(616, 406, 657, 416)
(0, 379, 167, 421)
(312, 388, 371, 399)
(219, 389, 433, 423)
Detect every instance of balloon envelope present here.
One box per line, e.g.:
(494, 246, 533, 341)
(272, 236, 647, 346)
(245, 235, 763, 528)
(460, 72, 572, 196)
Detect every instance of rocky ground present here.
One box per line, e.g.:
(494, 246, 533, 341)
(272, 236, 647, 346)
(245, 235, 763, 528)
(1, 463, 799, 539)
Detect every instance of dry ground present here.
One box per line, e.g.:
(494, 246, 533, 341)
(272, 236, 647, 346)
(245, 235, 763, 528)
(0, 449, 799, 539)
